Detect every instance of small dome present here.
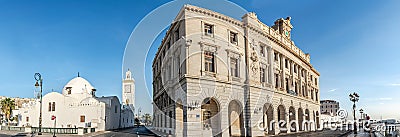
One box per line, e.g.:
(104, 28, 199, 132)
(62, 77, 96, 95)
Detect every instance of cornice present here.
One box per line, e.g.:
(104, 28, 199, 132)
(244, 23, 320, 76)
(184, 5, 244, 28)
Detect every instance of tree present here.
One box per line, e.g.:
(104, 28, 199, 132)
(0, 98, 16, 126)
(141, 113, 152, 125)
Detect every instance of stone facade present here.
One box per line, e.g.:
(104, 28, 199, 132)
(320, 100, 339, 116)
(152, 5, 320, 136)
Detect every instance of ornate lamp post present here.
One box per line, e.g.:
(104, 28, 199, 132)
(34, 73, 43, 135)
(349, 92, 359, 134)
(359, 109, 364, 128)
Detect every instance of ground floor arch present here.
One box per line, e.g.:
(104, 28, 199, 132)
(201, 97, 221, 136)
(277, 104, 287, 133)
(305, 109, 310, 131)
(289, 106, 296, 132)
(263, 104, 274, 135)
(176, 99, 183, 132)
(298, 108, 304, 131)
(316, 111, 320, 129)
(228, 100, 244, 137)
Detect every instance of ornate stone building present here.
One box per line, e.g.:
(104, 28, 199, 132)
(152, 5, 320, 136)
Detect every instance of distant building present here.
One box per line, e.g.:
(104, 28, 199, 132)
(0, 96, 36, 110)
(18, 71, 135, 131)
(320, 100, 339, 116)
(0, 96, 36, 125)
(122, 69, 135, 111)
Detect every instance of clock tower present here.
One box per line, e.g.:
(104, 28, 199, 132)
(122, 69, 135, 110)
(272, 16, 293, 39)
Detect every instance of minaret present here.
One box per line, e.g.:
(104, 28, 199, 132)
(122, 69, 135, 111)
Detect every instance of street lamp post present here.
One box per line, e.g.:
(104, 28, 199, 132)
(34, 73, 43, 135)
(349, 92, 359, 134)
(359, 109, 364, 128)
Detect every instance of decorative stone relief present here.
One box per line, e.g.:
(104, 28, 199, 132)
(199, 41, 219, 52)
(250, 47, 259, 76)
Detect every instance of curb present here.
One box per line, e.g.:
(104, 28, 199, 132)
(145, 127, 171, 137)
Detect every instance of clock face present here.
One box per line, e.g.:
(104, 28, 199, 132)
(285, 31, 289, 36)
(124, 85, 131, 93)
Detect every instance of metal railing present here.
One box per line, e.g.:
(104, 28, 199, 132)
(31, 127, 78, 134)
(1, 126, 96, 134)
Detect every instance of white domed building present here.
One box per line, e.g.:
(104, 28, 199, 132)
(18, 71, 135, 132)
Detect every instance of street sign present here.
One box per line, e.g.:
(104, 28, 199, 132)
(51, 115, 56, 120)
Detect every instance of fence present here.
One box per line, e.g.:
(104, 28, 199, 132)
(31, 127, 78, 134)
(1, 126, 96, 134)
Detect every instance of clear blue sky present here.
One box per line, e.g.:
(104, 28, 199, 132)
(1, 0, 399, 120)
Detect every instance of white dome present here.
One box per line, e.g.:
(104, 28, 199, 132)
(62, 77, 96, 95)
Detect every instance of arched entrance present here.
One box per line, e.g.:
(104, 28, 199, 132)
(305, 109, 310, 131)
(289, 106, 296, 132)
(176, 99, 183, 135)
(298, 108, 304, 131)
(228, 100, 244, 137)
(277, 105, 287, 133)
(316, 111, 320, 129)
(313, 111, 316, 130)
(263, 104, 274, 135)
(201, 97, 221, 136)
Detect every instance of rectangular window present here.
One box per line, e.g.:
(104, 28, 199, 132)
(48, 102, 51, 112)
(204, 24, 213, 35)
(315, 78, 318, 85)
(66, 87, 72, 94)
(80, 115, 85, 122)
(274, 53, 278, 61)
(52, 102, 55, 111)
(204, 51, 215, 72)
(275, 74, 279, 88)
(169, 111, 173, 128)
(260, 46, 265, 57)
(164, 114, 167, 128)
(229, 31, 237, 44)
(260, 67, 266, 82)
(26, 117, 29, 122)
(174, 29, 179, 42)
(115, 106, 118, 113)
(311, 90, 314, 100)
(230, 58, 239, 77)
(285, 59, 289, 68)
(294, 65, 297, 73)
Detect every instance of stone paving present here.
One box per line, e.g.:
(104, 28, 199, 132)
(273, 130, 352, 137)
(0, 130, 109, 137)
